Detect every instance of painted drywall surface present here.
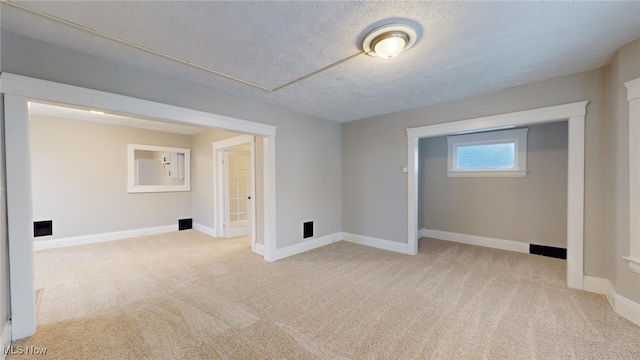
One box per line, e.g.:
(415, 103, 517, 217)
(0, 27, 11, 345)
(3, 33, 342, 249)
(191, 128, 242, 230)
(0, 95, 11, 347)
(274, 111, 341, 247)
(343, 68, 609, 277)
(608, 38, 640, 303)
(29, 115, 193, 240)
(420, 122, 568, 247)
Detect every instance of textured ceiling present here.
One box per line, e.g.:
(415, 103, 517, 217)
(2, 1, 640, 123)
(29, 102, 207, 136)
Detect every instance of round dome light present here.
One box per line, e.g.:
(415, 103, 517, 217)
(363, 24, 417, 59)
(370, 31, 409, 59)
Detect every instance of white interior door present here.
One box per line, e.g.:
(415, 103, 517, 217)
(224, 150, 251, 237)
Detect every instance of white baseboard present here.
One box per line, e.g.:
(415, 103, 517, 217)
(33, 224, 177, 251)
(192, 223, 216, 237)
(272, 232, 342, 261)
(421, 229, 530, 254)
(567, 269, 585, 290)
(418, 228, 429, 238)
(1, 321, 10, 360)
(583, 276, 610, 295)
(254, 243, 265, 256)
(608, 282, 640, 327)
(583, 276, 640, 327)
(342, 232, 409, 254)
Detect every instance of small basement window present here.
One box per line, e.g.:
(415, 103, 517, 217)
(447, 128, 528, 177)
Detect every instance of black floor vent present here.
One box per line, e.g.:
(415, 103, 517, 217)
(529, 244, 567, 260)
(179, 218, 193, 231)
(34, 220, 53, 237)
(303, 221, 313, 239)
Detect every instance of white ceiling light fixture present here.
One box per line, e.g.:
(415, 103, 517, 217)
(363, 24, 417, 59)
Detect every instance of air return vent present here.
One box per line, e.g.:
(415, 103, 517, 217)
(529, 244, 566, 260)
(34, 220, 53, 237)
(179, 218, 193, 231)
(303, 221, 313, 239)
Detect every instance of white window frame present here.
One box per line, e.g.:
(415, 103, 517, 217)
(624, 76, 640, 274)
(127, 143, 191, 193)
(446, 128, 528, 177)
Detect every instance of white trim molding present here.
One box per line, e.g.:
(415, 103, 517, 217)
(0, 73, 277, 137)
(0, 73, 278, 339)
(583, 276, 640, 327)
(446, 170, 527, 178)
(271, 232, 342, 261)
(623, 257, 640, 275)
(33, 225, 178, 251)
(625, 77, 640, 275)
(407, 101, 588, 290)
(421, 229, 530, 254)
(406, 101, 588, 139)
(192, 223, 216, 237)
(4, 94, 36, 341)
(583, 276, 611, 295)
(1, 321, 11, 360)
(607, 284, 640, 327)
(254, 243, 265, 256)
(342, 232, 409, 254)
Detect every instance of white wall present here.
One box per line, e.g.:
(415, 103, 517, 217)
(419, 122, 568, 247)
(0, 26, 12, 348)
(608, 38, 640, 303)
(0, 95, 11, 350)
(342, 68, 609, 278)
(29, 115, 193, 240)
(3, 33, 342, 249)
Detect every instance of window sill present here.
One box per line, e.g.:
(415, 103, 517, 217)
(623, 256, 640, 275)
(447, 170, 528, 178)
(128, 185, 191, 193)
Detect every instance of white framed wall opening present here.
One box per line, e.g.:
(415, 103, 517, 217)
(407, 101, 588, 290)
(1, 73, 278, 340)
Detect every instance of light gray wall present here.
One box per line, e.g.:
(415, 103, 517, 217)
(0, 95, 11, 346)
(419, 122, 568, 247)
(191, 128, 242, 230)
(343, 68, 609, 277)
(4, 33, 342, 249)
(29, 115, 193, 240)
(608, 38, 640, 303)
(0, 21, 11, 347)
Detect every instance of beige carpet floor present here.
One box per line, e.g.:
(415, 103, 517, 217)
(10, 231, 640, 359)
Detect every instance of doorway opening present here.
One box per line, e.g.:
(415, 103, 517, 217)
(2, 73, 277, 340)
(223, 146, 252, 237)
(406, 101, 588, 290)
(212, 135, 262, 254)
